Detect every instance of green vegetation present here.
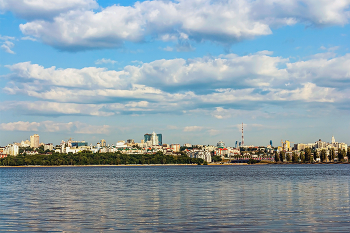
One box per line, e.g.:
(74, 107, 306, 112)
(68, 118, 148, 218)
(338, 149, 346, 162)
(274, 151, 279, 162)
(247, 159, 260, 164)
(320, 149, 327, 162)
(304, 148, 312, 163)
(292, 152, 298, 163)
(0, 151, 204, 166)
(279, 151, 285, 162)
(211, 155, 222, 162)
(329, 148, 335, 162)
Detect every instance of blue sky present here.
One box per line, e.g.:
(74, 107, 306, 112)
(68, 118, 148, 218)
(1, 0, 350, 147)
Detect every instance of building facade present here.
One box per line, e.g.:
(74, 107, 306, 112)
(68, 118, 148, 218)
(30, 134, 39, 148)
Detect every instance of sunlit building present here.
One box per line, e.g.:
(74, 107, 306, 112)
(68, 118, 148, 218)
(30, 134, 39, 148)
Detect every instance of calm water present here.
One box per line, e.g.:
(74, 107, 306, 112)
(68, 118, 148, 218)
(0, 165, 349, 232)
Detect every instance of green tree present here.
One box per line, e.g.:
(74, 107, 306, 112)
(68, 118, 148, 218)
(338, 149, 346, 162)
(212, 155, 222, 162)
(320, 149, 327, 163)
(279, 151, 285, 162)
(274, 151, 279, 162)
(300, 151, 305, 163)
(286, 153, 291, 162)
(329, 148, 335, 162)
(313, 150, 318, 162)
(305, 148, 312, 163)
(292, 152, 298, 163)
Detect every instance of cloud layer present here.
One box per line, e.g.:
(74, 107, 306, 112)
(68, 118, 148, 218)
(2, 0, 347, 51)
(2, 51, 350, 117)
(0, 121, 110, 134)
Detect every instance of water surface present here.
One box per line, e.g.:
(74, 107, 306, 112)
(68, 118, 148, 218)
(0, 165, 349, 232)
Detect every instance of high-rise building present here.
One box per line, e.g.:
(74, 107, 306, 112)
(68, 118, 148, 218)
(235, 141, 238, 148)
(101, 139, 106, 147)
(331, 135, 335, 144)
(217, 141, 225, 148)
(270, 140, 273, 147)
(151, 132, 158, 146)
(144, 132, 162, 145)
(30, 134, 39, 148)
(157, 134, 162, 145)
(144, 134, 152, 143)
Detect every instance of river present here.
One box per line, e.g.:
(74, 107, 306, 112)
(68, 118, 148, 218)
(0, 165, 349, 232)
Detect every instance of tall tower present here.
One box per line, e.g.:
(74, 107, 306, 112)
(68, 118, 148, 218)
(241, 123, 244, 146)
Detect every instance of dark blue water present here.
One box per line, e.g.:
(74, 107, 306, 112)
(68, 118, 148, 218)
(0, 165, 349, 232)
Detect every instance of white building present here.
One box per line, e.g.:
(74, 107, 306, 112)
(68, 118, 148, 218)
(186, 149, 212, 162)
(4, 144, 19, 156)
(151, 132, 159, 146)
(44, 143, 53, 151)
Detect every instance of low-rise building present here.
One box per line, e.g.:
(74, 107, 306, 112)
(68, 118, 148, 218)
(186, 149, 212, 162)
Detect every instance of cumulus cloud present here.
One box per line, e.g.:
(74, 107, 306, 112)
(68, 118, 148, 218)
(0, 121, 40, 131)
(0, 120, 110, 134)
(0, 0, 98, 20)
(2, 52, 350, 117)
(14, 0, 350, 51)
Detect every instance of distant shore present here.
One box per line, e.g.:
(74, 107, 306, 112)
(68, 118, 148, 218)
(1, 162, 349, 168)
(0, 163, 249, 167)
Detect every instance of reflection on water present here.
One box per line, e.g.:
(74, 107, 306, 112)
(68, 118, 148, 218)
(0, 165, 349, 232)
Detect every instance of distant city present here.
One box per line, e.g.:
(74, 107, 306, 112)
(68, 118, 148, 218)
(1, 125, 348, 163)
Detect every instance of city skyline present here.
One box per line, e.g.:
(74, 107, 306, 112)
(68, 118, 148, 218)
(1, 0, 350, 146)
(2, 131, 347, 150)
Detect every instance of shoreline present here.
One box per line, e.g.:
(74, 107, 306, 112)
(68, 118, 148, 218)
(0, 163, 248, 168)
(0, 162, 348, 168)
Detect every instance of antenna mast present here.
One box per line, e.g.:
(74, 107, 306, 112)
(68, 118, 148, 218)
(242, 122, 244, 146)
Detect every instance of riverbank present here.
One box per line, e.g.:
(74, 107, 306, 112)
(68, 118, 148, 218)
(0, 163, 249, 167)
(1, 162, 349, 167)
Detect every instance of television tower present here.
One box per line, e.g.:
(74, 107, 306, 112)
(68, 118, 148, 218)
(241, 122, 244, 146)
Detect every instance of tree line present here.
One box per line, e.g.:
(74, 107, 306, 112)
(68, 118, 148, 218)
(0, 151, 205, 166)
(274, 148, 349, 163)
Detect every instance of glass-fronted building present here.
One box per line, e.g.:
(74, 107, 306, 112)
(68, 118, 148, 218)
(157, 134, 162, 145)
(71, 141, 88, 147)
(144, 133, 162, 145)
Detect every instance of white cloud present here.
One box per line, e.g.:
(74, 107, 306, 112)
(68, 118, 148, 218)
(0, 120, 110, 134)
(0, 101, 114, 116)
(161, 46, 174, 52)
(1, 41, 15, 54)
(0, 121, 40, 131)
(0, 35, 15, 40)
(95, 58, 118, 65)
(0, 0, 98, 20)
(21, 36, 37, 41)
(16, 0, 350, 51)
(2, 52, 350, 117)
(184, 126, 204, 132)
